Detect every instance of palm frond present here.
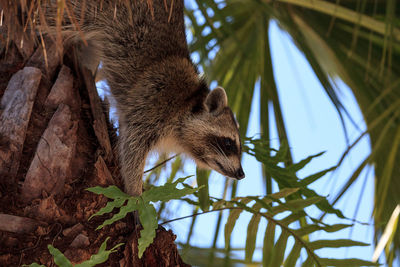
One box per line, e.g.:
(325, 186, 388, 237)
(186, 0, 400, 260)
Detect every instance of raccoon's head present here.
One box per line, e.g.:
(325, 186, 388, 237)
(179, 87, 245, 180)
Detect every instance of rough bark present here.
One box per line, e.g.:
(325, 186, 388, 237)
(0, 67, 42, 184)
(0, 35, 189, 266)
(21, 103, 78, 201)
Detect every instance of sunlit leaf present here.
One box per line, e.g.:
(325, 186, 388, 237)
(137, 202, 158, 258)
(270, 230, 289, 266)
(294, 223, 352, 237)
(142, 176, 198, 202)
(87, 185, 130, 199)
(262, 222, 276, 267)
(224, 198, 252, 249)
(75, 238, 124, 267)
(196, 168, 210, 211)
(318, 258, 380, 266)
(47, 245, 73, 267)
(284, 241, 302, 267)
(307, 239, 369, 250)
(245, 213, 261, 262)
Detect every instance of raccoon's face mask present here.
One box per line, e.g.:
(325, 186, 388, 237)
(183, 87, 245, 180)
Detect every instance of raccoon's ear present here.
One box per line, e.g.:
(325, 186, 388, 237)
(205, 87, 228, 115)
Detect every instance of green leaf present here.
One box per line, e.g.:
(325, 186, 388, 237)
(266, 188, 300, 201)
(375, 125, 400, 220)
(169, 156, 182, 181)
(270, 230, 290, 266)
(318, 258, 380, 266)
(75, 237, 124, 267)
(89, 198, 126, 220)
(96, 198, 139, 230)
(196, 168, 210, 211)
(23, 264, 46, 267)
(137, 201, 158, 258)
(307, 239, 369, 250)
(180, 197, 199, 206)
(286, 151, 325, 174)
(284, 241, 302, 267)
(262, 222, 276, 267)
(142, 176, 199, 203)
(43, 239, 123, 267)
(212, 199, 228, 209)
(185, 206, 199, 246)
(294, 224, 352, 236)
(373, 205, 400, 262)
(47, 245, 73, 267)
(270, 197, 323, 214)
(277, 0, 400, 38)
(89, 176, 201, 256)
(300, 166, 337, 186)
(224, 198, 252, 249)
(179, 244, 262, 266)
(273, 140, 290, 162)
(87, 186, 130, 200)
(301, 256, 314, 267)
(247, 138, 345, 218)
(245, 213, 261, 262)
(300, 187, 346, 218)
(280, 212, 307, 225)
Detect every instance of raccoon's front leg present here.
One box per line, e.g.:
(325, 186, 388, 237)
(118, 122, 159, 196)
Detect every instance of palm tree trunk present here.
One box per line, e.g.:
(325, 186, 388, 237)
(0, 35, 189, 266)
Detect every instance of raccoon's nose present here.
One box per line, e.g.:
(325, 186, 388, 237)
(235, 167, 245, 180)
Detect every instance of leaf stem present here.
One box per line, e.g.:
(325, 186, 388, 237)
(144, 154, 178, 173)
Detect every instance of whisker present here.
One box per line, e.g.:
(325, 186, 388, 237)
(213, 143, 235, 174)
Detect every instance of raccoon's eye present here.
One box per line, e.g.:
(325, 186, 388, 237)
(224, 138, 232, 147)
(223, 138, 235, 150)
(207, 135, 238, 155)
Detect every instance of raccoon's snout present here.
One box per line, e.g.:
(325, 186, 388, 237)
(223, 166, 245, 180)
(235, 167, 245, 180)
(209, 158, 244, 180)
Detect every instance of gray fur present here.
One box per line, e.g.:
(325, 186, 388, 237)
(44, 0, 244, 195)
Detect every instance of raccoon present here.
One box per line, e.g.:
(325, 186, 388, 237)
(45, 0, 245, 196)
